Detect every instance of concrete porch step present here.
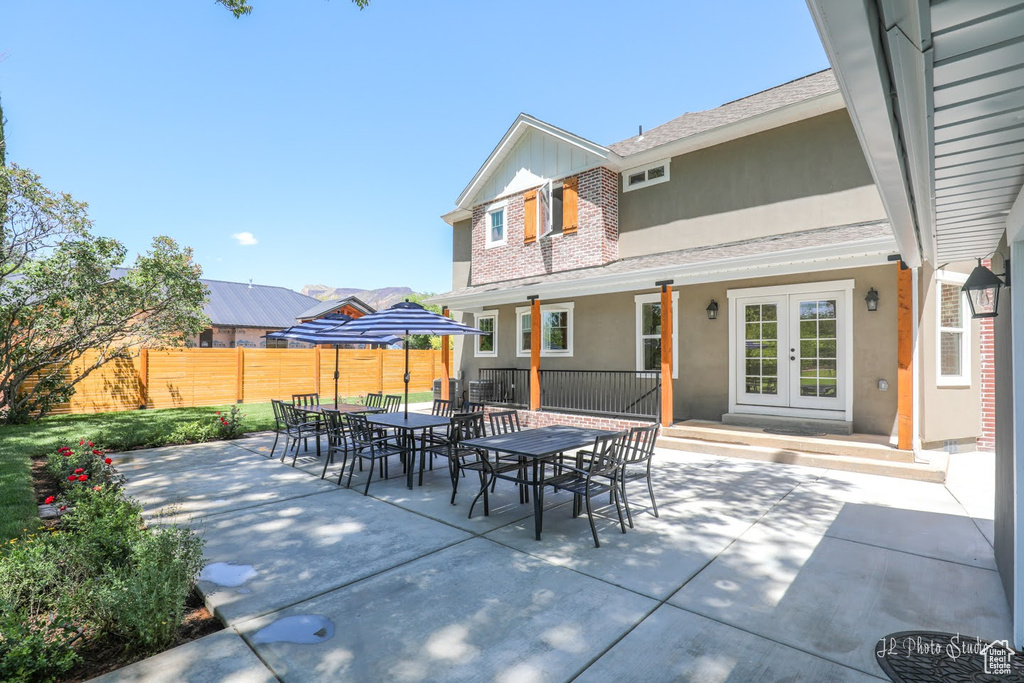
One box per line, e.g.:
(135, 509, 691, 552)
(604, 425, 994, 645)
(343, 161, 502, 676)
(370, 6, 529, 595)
(656, 435, 948, 483)
(663, 420, 915, 463)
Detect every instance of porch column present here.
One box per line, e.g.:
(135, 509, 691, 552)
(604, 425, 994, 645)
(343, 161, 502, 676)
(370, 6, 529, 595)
(529, 295, 541, 411)
(896, 262, 913, 450)
(440, 306, 451, 401)
(658, 280, 673, 428)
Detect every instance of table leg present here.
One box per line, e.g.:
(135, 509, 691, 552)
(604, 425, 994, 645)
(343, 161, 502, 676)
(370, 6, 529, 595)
(315, 415, 322, 459)
(533, 459, 543, 541)
(406, 429, 415, 490)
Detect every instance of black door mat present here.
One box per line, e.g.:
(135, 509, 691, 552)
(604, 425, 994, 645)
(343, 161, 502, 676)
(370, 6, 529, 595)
(763, 427, 828, 437)
(876, 631, 1023, 682)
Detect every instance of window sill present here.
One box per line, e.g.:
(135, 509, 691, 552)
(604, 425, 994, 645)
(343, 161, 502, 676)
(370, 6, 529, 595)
(936, 380, 971, 389)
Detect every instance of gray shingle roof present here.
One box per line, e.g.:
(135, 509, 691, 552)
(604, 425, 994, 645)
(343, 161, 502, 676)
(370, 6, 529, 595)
(296, 296, 376, 320)
(608, 69, 838, 157)
(201, 279, 320, 328)
(433, 221, 893, 301)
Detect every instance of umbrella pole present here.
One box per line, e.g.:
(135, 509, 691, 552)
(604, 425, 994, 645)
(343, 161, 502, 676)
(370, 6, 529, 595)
(334, 347, 340, 409)
(403, 333, 410, 419)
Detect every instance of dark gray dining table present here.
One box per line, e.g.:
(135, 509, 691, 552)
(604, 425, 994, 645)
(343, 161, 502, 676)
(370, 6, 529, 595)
(461, 425, 618, 540)
(365, 412, 452, 489)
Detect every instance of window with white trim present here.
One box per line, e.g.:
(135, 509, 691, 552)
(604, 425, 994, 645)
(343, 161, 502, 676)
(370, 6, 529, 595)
(936, 273, 970, 387)
(635, 292, 679, 378)
(474, 312, 497, 357)
(485, 200, 507, 248)
(516, 303, 574, 356)
(622, 159, 670, 192)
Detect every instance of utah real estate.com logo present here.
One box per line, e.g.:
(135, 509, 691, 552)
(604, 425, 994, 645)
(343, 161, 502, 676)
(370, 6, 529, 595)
(877, 633, 1015, 675)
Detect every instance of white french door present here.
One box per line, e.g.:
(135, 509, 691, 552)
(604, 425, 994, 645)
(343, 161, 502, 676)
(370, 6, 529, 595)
(730, 282, 852, 420)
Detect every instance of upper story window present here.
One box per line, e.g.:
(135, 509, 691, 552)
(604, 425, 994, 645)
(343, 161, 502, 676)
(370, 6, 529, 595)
(516, 303, 574, 357)
(475, 312, 497, 357)
(485, 200, 507, 248)
(622, 159, 670, 192)
(936, 272, 970, 387)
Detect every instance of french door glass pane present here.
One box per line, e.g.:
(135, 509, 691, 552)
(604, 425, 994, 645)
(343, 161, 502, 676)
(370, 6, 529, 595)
(798, 299, 838, 398)
(743, 304, 778, 395)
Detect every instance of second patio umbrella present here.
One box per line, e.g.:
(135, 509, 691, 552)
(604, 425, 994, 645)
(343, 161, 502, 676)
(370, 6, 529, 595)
(265, 313, 399, 408)
(325, 301, 482, 417)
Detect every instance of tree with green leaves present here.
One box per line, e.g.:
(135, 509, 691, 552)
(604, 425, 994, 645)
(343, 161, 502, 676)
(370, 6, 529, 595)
(216, 0, 369, 18)
(404, 292, 450, 350)
(0, 165, 209, 423)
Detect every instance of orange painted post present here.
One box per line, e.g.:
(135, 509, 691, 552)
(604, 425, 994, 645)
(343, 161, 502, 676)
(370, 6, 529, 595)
(897, 264, 913, 450)
(313, 345, 321, 397)
(530, 297, 541, 411)
(236, 347, 244, 404)
(377, 348, 385, 393)
(138, 348, 149, 409)
(658, 282, 674, 427)
(441, 306, 451, 401)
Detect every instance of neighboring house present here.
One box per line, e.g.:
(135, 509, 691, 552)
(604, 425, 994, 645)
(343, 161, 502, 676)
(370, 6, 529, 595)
(431, 69, 982, 450)
(296, 296, 376, 323)
(190, 279, 321, 348)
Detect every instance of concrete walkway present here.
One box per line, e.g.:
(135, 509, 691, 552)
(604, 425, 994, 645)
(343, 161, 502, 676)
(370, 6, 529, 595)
(91, 433, 1008, 682)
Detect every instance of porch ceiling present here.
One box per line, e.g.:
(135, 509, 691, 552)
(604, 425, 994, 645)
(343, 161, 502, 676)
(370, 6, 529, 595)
(808, 0, 1024, 266)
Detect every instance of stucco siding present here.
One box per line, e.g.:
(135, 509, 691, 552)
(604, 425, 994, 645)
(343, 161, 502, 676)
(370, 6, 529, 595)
(453, 264, 901, 436)
(617, 109, 886, 257)
(452, 219, 472, 290)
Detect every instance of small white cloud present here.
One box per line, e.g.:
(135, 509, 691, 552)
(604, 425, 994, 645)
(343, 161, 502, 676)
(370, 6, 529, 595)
(232, 232, 258, 246)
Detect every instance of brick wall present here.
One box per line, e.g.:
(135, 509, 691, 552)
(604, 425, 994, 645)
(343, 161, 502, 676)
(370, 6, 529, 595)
(470, 167, 619, 285)
(482, 406, 652, 433)
(979, 259, 995, 451)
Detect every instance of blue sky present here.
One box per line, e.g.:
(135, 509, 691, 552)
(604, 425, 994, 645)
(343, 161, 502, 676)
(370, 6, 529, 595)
(1, 1, 828, 295)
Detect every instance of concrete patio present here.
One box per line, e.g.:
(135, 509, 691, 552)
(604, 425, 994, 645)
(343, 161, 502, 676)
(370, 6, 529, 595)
(92, 428, 1008, 682)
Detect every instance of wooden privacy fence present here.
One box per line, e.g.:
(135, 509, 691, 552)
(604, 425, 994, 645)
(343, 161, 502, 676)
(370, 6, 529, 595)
(33, 348, 444, 415)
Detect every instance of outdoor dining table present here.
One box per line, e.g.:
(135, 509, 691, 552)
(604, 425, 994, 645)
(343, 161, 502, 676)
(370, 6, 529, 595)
(365, 412, 453, 490)
(461, 425, 619, 540)
(293, 403, 385, 459)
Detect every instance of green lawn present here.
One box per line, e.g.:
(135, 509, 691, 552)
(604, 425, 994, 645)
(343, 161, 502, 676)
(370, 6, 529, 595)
(0, 391, 437, 542)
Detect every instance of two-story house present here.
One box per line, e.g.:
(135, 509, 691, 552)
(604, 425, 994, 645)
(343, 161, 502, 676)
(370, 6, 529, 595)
(431, 70, 982, 453)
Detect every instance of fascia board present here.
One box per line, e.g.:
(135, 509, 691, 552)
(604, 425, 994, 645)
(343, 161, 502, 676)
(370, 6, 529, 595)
(436, 235, 896, 310)
(807, 0, 924, 268)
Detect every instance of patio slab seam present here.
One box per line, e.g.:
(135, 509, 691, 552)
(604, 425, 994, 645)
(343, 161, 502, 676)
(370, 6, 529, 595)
(943, 479, 997, 552)
(818, 531, 1001, 573)
(148, 484, 351, 526)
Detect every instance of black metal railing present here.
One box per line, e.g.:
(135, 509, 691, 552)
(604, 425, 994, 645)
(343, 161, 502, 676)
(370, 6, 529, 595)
(473, 368, 530, 408)
(539, 370, 661, 420)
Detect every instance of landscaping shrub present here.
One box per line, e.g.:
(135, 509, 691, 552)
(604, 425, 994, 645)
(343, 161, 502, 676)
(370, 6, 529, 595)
(96, 526, 204, 649)
(0, 442, 206, 677)
(214, 405, 245, 440)
(0, 601, 81, 683)
(167, 420, 214, 444)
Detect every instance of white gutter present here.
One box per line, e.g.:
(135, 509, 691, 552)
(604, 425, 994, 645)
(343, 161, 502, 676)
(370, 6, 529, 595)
(806, 0, 926, 268)
(431, 235, 896, 309)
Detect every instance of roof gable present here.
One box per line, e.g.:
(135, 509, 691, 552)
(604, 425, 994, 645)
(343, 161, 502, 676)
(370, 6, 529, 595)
(456, 114, 618, 209)
(297, 296, 376, 320)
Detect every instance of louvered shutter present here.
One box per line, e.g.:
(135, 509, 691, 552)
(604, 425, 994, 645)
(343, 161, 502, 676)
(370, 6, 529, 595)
(562, 176, 578, 234)
(524, 190, 537, 244)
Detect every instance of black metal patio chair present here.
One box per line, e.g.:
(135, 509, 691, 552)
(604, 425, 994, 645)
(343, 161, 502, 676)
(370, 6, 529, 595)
(292, 393, 319, 407)
(539, 431, 628, 548)
(277, 401, 317, 466)
(320, 409, 356, 481)
(618, 424, 661, 526)
(344, 413, 406, 495)
(364, 392, 383, 408)
(382, 394, 403, 413)
(440, 413, 533, 516)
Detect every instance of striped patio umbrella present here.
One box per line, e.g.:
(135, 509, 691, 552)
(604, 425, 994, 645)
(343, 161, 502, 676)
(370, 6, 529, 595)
(265, 314, 399, 408)
(323, 301, 482, 417)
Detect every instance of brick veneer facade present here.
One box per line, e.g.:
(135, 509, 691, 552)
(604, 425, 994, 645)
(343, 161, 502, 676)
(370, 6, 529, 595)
(979, 259, 995, 451)
(470, 167, 619, 285)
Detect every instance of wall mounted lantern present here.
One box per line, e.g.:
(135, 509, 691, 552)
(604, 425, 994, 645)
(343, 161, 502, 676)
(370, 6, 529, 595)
(865, 288, 879, 312)
(962, 254, 1010, 319)
(706, 300, 719, 320)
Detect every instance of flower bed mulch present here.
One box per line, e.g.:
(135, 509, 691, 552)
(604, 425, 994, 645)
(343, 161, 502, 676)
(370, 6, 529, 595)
(29, 456, 223, 682)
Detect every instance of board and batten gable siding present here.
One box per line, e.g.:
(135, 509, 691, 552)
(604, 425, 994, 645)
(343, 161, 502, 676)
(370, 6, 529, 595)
(617, 109, 886, 257)
(468, 126, 607, 209)
(469, 166, 618, 285)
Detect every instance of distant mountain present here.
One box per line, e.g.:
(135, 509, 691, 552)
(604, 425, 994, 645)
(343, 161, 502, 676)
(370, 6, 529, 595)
(301, 284, 416, 311)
